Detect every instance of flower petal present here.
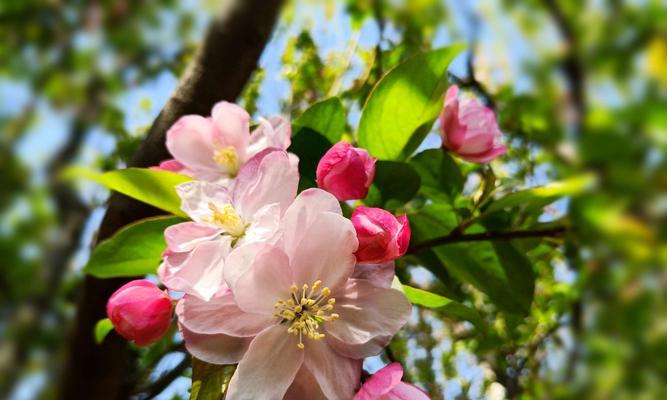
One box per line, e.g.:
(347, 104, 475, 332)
(159, 237, 231, 300)
(284, 367, 327, 400)
(289, 211, 357, 290)
(232, 246, 293, 315)
(280, 188, 342, 257)
(164, 222, 221, 253)
(386, 382, 431, 400)
(211, 101, 250, 159)
(223, 241, 267, 290)
(303, 339, 361, 400)
(176, 181, 232, 224)
(180, 292, 271, 337)
(459, 144, 507, 164)
(247, 116, 292, 158)
(239, 203, 281, 246)
(324, 279, 411, 357)
(166, 115, 219, 172)
(226, 325, 304, 400)
(232, 148, 299, 217)
(354, 362, 402, 399)
(351, 262, 396, 288)
(177, 302, 251, 365)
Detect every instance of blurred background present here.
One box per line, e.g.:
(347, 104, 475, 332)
(1, 0, 666, 399)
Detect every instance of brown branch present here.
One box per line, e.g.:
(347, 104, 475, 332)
(134, 355, 190, 400)
(408, 226, 567, 254)
(58, 1, 285, 399)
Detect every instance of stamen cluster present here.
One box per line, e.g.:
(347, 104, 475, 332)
(274, 280, 339, 349)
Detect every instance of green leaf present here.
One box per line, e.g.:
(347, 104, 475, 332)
(358, 45, 465, 160)
(84, 216, 184, 278)
(409, 149, 463, 203)
(94, 318, 114, 344)
(293, 97, 346, 143)
(435, 239, 533, 315)
(288, 129, 332, 191)
(190, 358, 235, 400)
(484, 174, 596, 215)
(403, 285, 485, 333)
(63, 167, 193, 217)
(365, 160, 421, 208)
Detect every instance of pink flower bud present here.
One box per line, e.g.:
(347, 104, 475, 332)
(354, 362, 430, 400)
(352, 206, 410, 264)
(316, 141, 376, 201)
(106, 280, 173, 346)
(439, 85, 507, 163)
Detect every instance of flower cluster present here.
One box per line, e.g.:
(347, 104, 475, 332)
(105, 88, 505, 399)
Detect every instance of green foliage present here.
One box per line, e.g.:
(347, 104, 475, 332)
(409, 149, 464, 204)
(64, 167, 193, 217)
(84, 216, 184, 278)
(365, 160, 421, 209)
(190, 359, 235, 400)
(94, 319, 114, 344)
(289, 97, 345, 189)
(403, 285, 485, 333)
(358, 45, 464, 160)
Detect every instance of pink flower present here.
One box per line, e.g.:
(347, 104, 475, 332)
(162, 101, 292, 184)
(106, 280, 173, 346)
(158, 148, 299, 300)
(177, 189, 412, 400)
(439, 85, 506, 163)
(316, 141, 376, 201)
(354, 362, 429, 400)
(352, 207, 410, 264)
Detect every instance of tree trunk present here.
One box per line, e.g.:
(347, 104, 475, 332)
(58, 1, 284, 398)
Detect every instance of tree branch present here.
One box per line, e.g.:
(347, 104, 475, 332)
(134, 355, 190, 400)
(408, 226, 567, 254)
(58, 1, 284, 399)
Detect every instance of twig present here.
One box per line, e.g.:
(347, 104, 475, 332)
(134, 356, 190, 400)
(408, 226, 567, 254)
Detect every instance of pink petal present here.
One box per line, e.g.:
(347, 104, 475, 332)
(150, 159, 187, 174)
(239, 203, 281, 246)
(352, 262, 396, 288)
(280, 188, 342, 258)
(285, 367, 327, 400)
(304, 339, 362, 400)
(164, 222, 221, 253)
(232, 148, 299, 217)
(386, 382, 431, 400)
(354, 362, 403, 399)
(177, 302, 251, 365)
(459, 143, 507, 164)
(289, 212, 357, 291)
(232, 246, 293, 315)
(247, 116, 292, 158)
(180, 292, 271, 337)
(158, 237, 231, 300)
(166, 115, 219, 172)
(176, 181, 232, 224)
(211, 101, 250, 160)
(456, 132, 495, 155)
(223, 241, 268, 290)
(324, 279, 411, 357)
(226, 325, 304, 400)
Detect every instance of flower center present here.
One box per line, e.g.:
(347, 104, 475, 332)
(274, 280, 339, 350)
(207, 203, 246, 239)
(213, 146, 240, 177)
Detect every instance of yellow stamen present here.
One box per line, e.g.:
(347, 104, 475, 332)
(206, 203, 246, 238)
(273, 280, 338, 349)
(213, 146, 240, 177)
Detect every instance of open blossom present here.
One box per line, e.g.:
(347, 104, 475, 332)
(106, 280, 173, 346)
(155, 101, 292, 184)
(352, 206, 410, 264)
(158, 148, 298, 301)
(316, 141, 376, 201)
(177, 189, 412, 400)
(354, 362, 429, 400)
(439, 85, 506, 164)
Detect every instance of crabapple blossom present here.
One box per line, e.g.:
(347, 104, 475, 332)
(439, 85, 506, 163)
(177, 189, 412, 400)
(352, 206, 411, 264)
(316, 141, 376, 200)
(106, 280, 173, 346)
(158, 148, 298, 301)
(354, 362, 430, 400)
(155, 101, 291, 184)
